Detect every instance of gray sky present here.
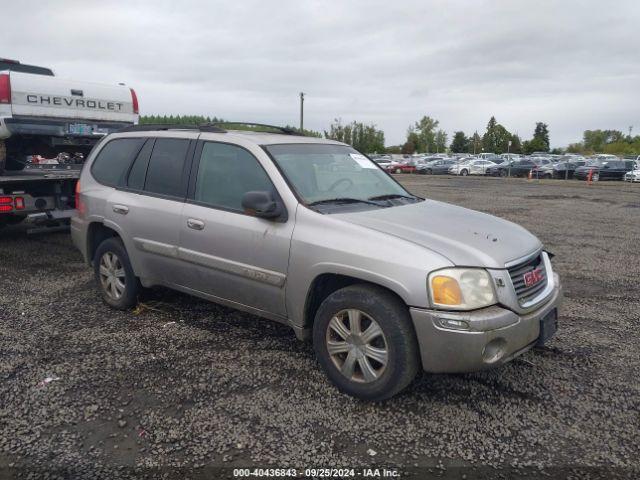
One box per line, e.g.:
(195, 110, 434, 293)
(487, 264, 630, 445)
(3, 0, 639, 147)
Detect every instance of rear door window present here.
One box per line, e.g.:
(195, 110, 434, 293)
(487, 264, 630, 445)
(91, 138, 146, 187)
(144, 138, 191, 197)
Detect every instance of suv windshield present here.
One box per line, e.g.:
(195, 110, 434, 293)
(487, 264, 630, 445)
(265, 144, 419, 209)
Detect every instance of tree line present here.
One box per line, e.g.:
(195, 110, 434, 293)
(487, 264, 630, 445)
(391, 116, 550, 155)
(139, 115, 639, 155)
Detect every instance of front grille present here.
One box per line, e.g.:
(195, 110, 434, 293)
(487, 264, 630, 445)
(508, 254, 548, 304)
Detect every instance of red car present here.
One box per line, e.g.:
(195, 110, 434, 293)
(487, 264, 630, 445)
(385, 160, 418, 174)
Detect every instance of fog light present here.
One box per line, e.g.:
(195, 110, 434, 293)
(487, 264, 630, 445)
(438, 318, 470, 330)
(482, 338, 507, 364)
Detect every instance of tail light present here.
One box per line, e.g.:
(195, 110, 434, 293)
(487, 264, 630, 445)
(130, 88, 139, 114)
(0, 196, 12, 212)
(14, 197, 25, 210)
(0, 74, 11, 104)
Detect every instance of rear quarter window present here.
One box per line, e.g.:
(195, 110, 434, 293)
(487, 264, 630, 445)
(91, 138, 146, 187)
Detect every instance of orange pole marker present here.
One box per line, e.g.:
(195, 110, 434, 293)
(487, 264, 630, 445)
(587, 168, 593, 185)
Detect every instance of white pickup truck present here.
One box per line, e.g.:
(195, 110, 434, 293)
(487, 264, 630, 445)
(0, 57, 138, 229)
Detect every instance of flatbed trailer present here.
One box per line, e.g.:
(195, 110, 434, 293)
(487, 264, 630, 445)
(0, 164, 80, 231)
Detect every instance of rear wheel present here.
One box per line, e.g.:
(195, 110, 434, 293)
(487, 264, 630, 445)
(425, 169, 432, 175)
(94, 237, 140, 310)
(592, 172, 600, 182)
(500, 169, 508, 177)
(313, 284, 419, 401)
(395, 168, 402, 174)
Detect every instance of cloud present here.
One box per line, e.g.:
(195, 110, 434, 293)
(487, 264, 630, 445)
(2, 0, 639, 146)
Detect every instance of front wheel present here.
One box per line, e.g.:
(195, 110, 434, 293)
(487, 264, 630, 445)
(312, 284, 419, 401)
(460, 169, 469, 176)
(94, 237, 140, 310)
(395, 168, 402, 174)
(591, 173, 600, 182)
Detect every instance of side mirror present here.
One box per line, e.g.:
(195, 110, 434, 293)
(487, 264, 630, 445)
(242, 191, 283, 219)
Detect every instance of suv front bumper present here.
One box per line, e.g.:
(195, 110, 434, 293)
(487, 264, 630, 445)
(410, 273, 563, 373)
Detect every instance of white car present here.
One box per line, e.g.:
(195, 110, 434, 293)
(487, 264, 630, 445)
(449, 159, 496, 176)
(624, 168, 640, 182)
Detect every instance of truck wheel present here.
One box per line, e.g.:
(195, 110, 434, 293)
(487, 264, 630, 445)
(312, 284, 419, 401)
(93, 237, 140, 310)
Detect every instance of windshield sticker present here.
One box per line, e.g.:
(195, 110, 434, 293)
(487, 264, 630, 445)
(350, 153, 377, 169)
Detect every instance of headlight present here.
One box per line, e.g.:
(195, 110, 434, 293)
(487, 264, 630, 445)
(428, 268, 497, 310)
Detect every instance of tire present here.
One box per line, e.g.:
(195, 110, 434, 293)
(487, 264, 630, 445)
(93, 237, 140, 310)
(312, 284, 420, 401)
(500, 169, 508, 177)
(460, 169, 469, 176)
(425, 169, 432, 175)
(395, 168, 402, 174)
(592, 173, 599, 182)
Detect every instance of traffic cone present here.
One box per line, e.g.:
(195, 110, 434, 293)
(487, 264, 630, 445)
(587, 168, 594, 185)
(528, 169, 533, 181)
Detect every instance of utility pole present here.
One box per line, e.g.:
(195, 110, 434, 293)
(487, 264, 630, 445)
(299, 92, 305, 131)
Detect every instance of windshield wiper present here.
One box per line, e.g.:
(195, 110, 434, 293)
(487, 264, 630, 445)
(368, 193, 417, 201)
(308, 197, 384, 207)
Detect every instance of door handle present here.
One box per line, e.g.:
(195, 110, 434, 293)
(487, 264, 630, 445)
(187, 218, 205, 231)
(112, 204, 129, 215)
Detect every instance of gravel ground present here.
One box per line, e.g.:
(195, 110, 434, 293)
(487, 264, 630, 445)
(0, 176, 638, 479)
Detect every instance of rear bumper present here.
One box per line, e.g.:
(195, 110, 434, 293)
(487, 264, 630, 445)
(70, 215, 89, 263)
(3, 116, 132, 140)
(410, 273, 563, 373)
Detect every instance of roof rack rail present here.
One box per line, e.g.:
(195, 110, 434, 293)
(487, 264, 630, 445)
(209, 122, 304, 136)
(118, 124, 227, 133)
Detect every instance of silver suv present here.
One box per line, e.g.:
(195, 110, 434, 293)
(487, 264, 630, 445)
(72, 124, 563, 400)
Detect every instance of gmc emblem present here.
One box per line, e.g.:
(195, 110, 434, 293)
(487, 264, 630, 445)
(523, 268, 543, 287)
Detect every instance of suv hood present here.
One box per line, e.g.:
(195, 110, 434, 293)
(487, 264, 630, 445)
(337, 200, 541, 268)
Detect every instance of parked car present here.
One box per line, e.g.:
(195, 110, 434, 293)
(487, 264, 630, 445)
(373, 158, 393, 169)
(386, 158, 422, 174)
(416, 158, 456, 175)
(538, 158, 586, 179)
(71, 123, 563, 401)
(624, 167, 640, 182)
(486, 160, 539, 177)
(574, 160, 635, 181)
(448, 159, 496, 176)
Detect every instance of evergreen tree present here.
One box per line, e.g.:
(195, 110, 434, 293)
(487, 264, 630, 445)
(450, 131, 468, 153)
(482, 116, 512, 154)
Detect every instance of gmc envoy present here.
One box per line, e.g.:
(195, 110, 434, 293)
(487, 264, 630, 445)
(72, 123, 562, 400)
